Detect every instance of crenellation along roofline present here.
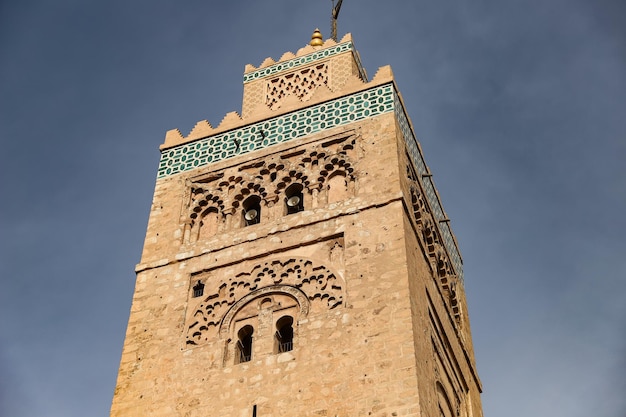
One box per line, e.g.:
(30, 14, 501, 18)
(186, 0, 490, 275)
(156, 76, 464, 282)
(243, 33, 353, 75)
(161, 65, 394, 150)
(242, 38, 366, 84)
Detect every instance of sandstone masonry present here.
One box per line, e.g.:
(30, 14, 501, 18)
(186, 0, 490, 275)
(111, 31, 483, 417)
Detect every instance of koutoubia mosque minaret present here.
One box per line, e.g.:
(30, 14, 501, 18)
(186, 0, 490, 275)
(111, 20, 483, 417)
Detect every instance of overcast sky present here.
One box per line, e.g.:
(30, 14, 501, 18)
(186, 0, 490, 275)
(1, 1, 625, 416)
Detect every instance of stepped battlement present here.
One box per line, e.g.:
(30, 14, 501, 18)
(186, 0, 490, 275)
(162, 64, 392, 149)
(162, 32, 381, 149)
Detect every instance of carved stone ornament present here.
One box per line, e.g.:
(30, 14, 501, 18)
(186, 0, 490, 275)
(219, 284, 310, 337)
(182, 136, 357, 243)
(408, 170, 462, 324)
(185, 257, 343, 346)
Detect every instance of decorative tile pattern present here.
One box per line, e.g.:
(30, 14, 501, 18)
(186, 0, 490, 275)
(394, 94, 464, 281)
(243, 42, 365, 83)
(157, 84, 394, 178)
(157, 82, 462, 281)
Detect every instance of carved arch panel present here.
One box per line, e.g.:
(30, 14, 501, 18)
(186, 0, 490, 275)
(185, 257, 344, 347)
(219, 285, 309, 337)
(182, 136, 359, 242)
(406, 163, 462, 324)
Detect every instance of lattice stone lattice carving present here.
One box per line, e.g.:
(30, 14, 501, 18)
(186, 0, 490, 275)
(185, 257, 343, 346)
(266, 63, 329, 110)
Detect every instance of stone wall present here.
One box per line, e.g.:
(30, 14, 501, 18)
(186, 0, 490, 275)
(111, 37, 482, 417)
(113, 115, 431, 416)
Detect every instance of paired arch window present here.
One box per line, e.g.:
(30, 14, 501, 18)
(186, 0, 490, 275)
(275, 316, 294, 353)
(237, 171, 350, 228)
(243, 196, 261, 226)
(233, 315, 295, 365)
(285, 184, 304, 215)
(236, 325, 254, 363)
(241, 184, 305, 227)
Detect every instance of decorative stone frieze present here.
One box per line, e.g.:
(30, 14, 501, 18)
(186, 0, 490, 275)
(266, 63, 329, 110)
(111, 31, 483, 417)
(408, 174, 461, 323)
(185, 256, 344, 347)
(182, 137, 357, 244)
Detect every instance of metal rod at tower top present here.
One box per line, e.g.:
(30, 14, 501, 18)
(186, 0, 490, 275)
(331, 0, 344, 41)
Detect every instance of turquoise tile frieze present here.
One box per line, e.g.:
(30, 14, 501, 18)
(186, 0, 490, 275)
(243, 42, 362, 83)
(157, 83, 394, 178)
(157, 82, 461, 281)
(394, 94, 464, 281)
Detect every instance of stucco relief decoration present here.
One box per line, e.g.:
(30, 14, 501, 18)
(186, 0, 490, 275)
(266, 63, 329, 110)
(408, 173, 461, 323)
(182, 136, 358, 244)
(409, 182, 428, 227)
(185, 257, 343, 346)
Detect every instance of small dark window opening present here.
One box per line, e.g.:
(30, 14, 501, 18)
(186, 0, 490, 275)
(285, 184, 304, 215)
(252, 405, 257, 417)
(243, 196, 261, 226)
(237, 325, 254, 363)
(275, 316, 294, 353)
(192, 280, 204, 298)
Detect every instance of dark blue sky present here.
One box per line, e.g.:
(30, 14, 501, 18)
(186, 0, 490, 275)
(1, 1, 625, 416)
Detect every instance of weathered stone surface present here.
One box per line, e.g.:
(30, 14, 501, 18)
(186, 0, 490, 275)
(111, 34, 482, 417)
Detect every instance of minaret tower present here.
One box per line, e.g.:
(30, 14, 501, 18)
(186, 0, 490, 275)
(111, 30, 483, 417)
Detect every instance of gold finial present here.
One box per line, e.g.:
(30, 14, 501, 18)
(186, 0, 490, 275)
(310, 28, 323, 46)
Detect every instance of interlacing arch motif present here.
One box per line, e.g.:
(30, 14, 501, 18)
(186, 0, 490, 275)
(266, 63, 329, 110)
(408, 175, 461, 323)
(316, 154, 355, 184)
(228, 179, 270, 209)
(185, 257, 343, 346)
(422, 218, 442, 261)
(409, 182, 428, 227)
(189, 191, 224, 225)
(185, 190, 225, 241)
(262, 162, 312, 196)
(182, 140, 357, 243)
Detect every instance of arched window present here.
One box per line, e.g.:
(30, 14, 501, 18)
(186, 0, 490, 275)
(436, 382, 454, 417)
(236, 325, 254, 363)
(242, 196, 261, 226)
(192, 280, 204, 298)
(327, 171, 348, 204)
(198, 207, 220, 240)
(285, 184, 304, 215)
(275, 316, 294, 353)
